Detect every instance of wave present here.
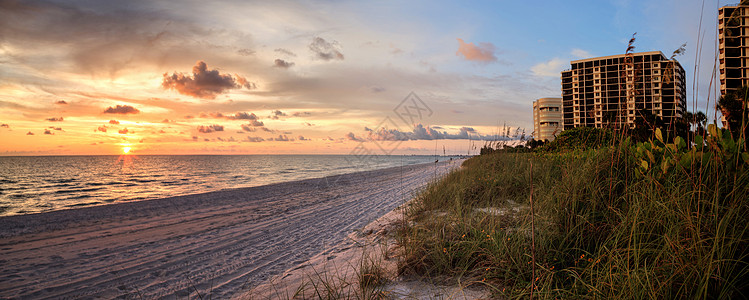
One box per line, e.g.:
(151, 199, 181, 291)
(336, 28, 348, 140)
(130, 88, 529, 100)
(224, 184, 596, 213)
(0, 155, 440, 216)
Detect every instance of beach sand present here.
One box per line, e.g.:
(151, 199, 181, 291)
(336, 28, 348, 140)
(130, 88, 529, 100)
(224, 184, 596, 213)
(0, 159, 460, 299)
(244, 180, 488, 300)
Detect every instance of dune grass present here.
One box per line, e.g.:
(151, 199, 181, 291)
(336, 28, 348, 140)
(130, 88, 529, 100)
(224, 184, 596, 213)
(396, 128, 749, 298)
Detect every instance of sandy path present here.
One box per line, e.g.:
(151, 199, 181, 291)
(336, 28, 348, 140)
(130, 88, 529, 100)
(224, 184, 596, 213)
(0, 160, 459, 299)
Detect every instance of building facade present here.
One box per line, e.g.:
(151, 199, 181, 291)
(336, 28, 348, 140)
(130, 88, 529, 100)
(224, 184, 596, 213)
(533, 97, 563, 141)
(561, 51, 686, 130)
(719, 4, 749, 96)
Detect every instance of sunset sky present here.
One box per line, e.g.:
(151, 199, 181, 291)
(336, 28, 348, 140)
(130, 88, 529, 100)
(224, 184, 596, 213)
(0, 0, 728, 155)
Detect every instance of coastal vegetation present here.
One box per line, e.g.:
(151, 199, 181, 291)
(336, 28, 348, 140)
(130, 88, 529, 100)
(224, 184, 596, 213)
(396, 125, 749, 298)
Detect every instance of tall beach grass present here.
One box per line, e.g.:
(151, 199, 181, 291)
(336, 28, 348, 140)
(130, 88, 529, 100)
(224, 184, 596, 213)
(396, 128, 749, 298)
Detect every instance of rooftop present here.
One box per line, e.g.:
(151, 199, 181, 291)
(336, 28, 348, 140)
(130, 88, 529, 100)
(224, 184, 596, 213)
(569, 51, 667, 64)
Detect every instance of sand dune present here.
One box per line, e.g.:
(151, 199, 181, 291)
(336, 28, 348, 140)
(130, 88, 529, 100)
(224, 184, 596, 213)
(0, 160, 460, 299)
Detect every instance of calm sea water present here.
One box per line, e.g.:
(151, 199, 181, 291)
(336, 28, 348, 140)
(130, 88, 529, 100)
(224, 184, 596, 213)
(0, 155, 441, 216)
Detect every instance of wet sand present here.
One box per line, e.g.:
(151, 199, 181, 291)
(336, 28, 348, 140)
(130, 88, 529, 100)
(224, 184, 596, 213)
(0, 160, 459, 299)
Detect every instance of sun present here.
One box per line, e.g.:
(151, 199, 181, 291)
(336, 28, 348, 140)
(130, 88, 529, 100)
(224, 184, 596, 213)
(122, 147, 131, 154)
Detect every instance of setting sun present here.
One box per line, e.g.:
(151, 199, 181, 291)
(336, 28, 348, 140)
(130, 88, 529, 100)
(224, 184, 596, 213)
(122, 147, 131, 154)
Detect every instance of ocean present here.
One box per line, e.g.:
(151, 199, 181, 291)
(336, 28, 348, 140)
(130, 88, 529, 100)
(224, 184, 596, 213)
(0, 155, 443, 216)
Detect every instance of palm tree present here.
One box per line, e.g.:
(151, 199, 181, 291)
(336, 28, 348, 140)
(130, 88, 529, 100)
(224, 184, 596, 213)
(694, 111, 707, 133)
(717, 86, 749, 147)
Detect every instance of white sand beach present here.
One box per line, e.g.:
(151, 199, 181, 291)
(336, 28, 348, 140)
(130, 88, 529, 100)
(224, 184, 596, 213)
(0, 160, 460, 299)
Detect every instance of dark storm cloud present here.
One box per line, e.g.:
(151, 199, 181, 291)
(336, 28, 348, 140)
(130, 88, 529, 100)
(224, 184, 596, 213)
(274, 59, 294, 69)
(55, 100, 68, 105)
(162, 61, 256, 99)
(1, 124, 10, 128)
(26, 131, 34, 135)
(0, 1, 181, 76)
(43, 129, 53, 135)
(197, 124, 224, 133)
(103, 105, 139, 114)
(46, 117, 64, 122)
(309, 37, 344, 61)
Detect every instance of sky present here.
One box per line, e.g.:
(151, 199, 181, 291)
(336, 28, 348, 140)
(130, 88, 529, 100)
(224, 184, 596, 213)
(0, 0, 731, 155)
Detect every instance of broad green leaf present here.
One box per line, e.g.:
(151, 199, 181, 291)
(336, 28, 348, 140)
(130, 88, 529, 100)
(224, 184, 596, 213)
(695, 135, 704, 151)
(675, 136, 686, 150)
(655, 128, 664, 142)
(679, 153, 693, 168)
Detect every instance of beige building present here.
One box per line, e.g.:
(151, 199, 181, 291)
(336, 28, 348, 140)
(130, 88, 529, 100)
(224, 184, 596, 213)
(719, 4, 749, 96)
(533, 98, 563, 141)
(561, 51, 686, 130)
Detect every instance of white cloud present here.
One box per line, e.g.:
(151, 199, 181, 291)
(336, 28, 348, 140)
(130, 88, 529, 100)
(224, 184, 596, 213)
(531, 58, 565, 77)
(571, 48, 592, 58)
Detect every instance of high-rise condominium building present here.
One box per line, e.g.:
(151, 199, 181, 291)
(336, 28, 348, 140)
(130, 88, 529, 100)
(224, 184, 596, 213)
(533, 97, 563, 141)
(560, 51, 686, 130)
(719, 3, 749, 96)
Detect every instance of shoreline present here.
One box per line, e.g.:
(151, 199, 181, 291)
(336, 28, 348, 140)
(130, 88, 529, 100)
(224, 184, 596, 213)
(0, 159, 461, 299)
(0, 155, 449, 218)
(0, 160, 447, 238)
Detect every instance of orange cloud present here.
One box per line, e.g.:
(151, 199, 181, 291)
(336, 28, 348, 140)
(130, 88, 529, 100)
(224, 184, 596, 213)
(162, 61, 256, 99)
(456, 38, 497, 63)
